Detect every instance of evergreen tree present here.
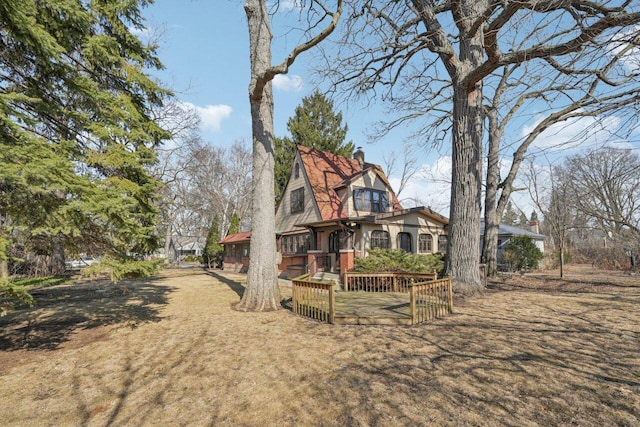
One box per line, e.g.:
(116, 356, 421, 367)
(518, 212, 529, 227)
(503, 236, 543, 272)
(203, 216, 223, 268)
(274, 90, 355, 199)
(228, 212, 241, 236)
(0, 0, 169, 283)
(502, 201, 519, 226)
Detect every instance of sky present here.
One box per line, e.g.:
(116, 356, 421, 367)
(141, 1, 640, 218)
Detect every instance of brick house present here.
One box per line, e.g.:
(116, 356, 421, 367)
(221, 145, 449, 278)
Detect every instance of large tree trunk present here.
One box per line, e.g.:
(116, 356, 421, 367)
(237, 0, 281, 311)
(481, 108, 501, 277)
(49, 235, 66, 275)
(446, 0, 485, 294)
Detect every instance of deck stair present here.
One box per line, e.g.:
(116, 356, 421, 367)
(311, 272, 341, 290)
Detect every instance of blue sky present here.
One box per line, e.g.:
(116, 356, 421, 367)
(143, 1, 404, 153)
(141, 1, 640, 216)
(142, 0, 454, 211)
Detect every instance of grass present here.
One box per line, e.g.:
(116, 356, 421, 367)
(11, 275, 71, 290)
(0, 265, 638, 426)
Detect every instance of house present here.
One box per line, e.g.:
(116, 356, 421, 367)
(167, 235, 206, 262)
(220, 231, 251, 272)
(479, 220, 545, 264)
(221, 145, 449, 279)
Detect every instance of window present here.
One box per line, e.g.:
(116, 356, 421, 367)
(398, 232, 412, 252)
(418, 234, 433, 253)
(438, 235, 447, 253)
(371, 230, 390, 249)
(354, 189, 388, 212)
(291, 187, 304, 214)
(281, 233, 310, 255)
(294, 163, 300, 179)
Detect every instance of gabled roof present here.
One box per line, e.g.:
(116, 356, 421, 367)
(297, 145, 402, 221)
(479, 220, 545, 239)
(374, 206, 449, 225)
(219, 231, 251, 244)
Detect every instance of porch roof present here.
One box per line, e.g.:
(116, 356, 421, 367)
(219, 231, 251, 244)
(294, 206, 449, 229)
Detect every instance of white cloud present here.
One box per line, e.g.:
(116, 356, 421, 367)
(268, 0, 301, 11)
(182, 102, 233, 132)
(389, 156, 452, 214)
(273, 74, 303, 92)
(610, 26, 640, 70)
(523, 114, 621, 153)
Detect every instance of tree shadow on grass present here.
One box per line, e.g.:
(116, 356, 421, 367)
(205, 270, 245, 298)
(0, 276, 175, 352)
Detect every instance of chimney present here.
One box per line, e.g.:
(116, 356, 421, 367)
(354, 146, 365, 167)
(530, 220, 539, 235)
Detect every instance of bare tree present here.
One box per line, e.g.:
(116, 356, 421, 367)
(482, 39, 640, 277)
(320, 1, 640, 293)
(383, 143, 421, 201)
(524, 161, 574, 277)
(240, 0, 343, 311)
(565, 148, 640, 270)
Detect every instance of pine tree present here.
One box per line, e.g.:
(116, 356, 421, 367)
(0, 0, 169, 282)
(228, 213, 241, 236)
(203, 216, 223, 268)
(502, 201, 519, 226)
(274, 90, 355, 199)
(518, 212, 529, 227)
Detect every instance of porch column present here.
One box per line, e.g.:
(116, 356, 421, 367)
(339, 249, 355, 282)
(307, 250, 323, 276)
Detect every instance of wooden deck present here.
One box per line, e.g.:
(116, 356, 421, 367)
(291, 274, 453, 325)
(333, 292, 412, 325)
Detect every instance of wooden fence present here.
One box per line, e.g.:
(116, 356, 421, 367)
(343, 272, 438, 293)
(409, 277, 453, 324)
(292, 273, 452, 325)
(291, 273, 335, 323)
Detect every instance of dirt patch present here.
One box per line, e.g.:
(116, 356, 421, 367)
(0, 265, 638, 426)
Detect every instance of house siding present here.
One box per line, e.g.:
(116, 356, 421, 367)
(358, 212, 447, 254)
(275, 151, 321, 233)
(346, 170, 393, 217)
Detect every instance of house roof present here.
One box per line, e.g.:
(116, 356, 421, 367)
(480, 220, 545, 239)
(373, 206, 449, 225)
(297, 145, 402, 221)
(219, 231, 251, 244)
(170, 235, 206, 250)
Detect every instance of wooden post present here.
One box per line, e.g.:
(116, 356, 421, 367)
(447, 276, 453, 313)
(410, 285, 416, 325)
(292, 281, 297, 315)
(329, 286, 335, 324)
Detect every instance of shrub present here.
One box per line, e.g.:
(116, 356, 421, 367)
(82, 258, 162, 283)
(354, 248, 444, 275)
(503, 236, 543, 271)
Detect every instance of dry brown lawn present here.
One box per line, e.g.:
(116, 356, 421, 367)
(0, 265, 638, 426)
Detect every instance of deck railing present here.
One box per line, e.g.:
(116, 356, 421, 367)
(409, 277, 453, 324)
(291, 273, 335, 323)
(292, 272, 452, 325)
(343, 272, 438, 293)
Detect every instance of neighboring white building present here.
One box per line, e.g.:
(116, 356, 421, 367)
(479, 220, 546, 262)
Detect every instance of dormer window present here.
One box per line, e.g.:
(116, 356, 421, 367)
(354, 188, 388, 212)
(294, 162, 300, 179)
